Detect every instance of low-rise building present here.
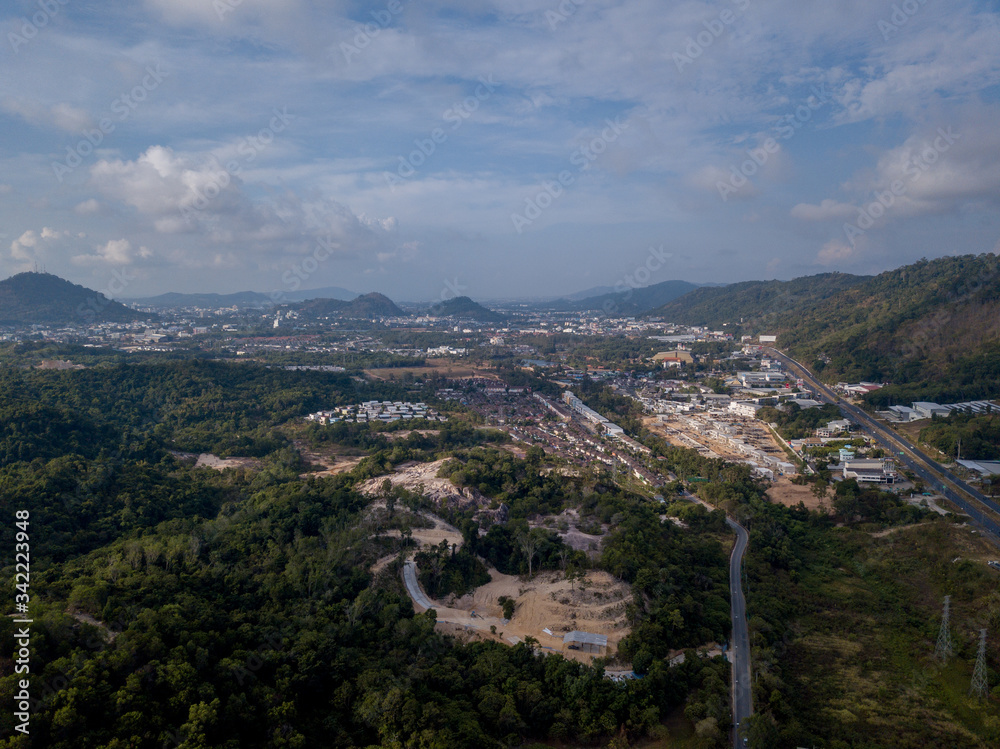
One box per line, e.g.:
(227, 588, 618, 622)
(843, 458, 896, 484)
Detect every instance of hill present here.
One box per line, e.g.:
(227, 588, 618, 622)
(650, 255, 1000, 403)
(135, 285, 357, 308)
(646, 273, 869, 328)
(776, 254, 1000, 404)
(543, 280, 702, 314)
(428, 296, 505, 322)
(0, 271, 156, 325)
(298, 292, 404, 318)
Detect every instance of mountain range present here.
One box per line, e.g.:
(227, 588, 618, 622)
(0, 272, 156, 325)
(135, 286, 358, 308)
(541, 280, 710, 314)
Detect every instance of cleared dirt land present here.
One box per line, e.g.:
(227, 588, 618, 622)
(768, 476, 831, 512)
(418, 568, 632, 665)
(358, 459, 490, 511)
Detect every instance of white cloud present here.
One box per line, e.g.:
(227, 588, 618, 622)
(74, 199, 102, 215)
(89, 145, 393, 268)
(816, 239, 856, 266)
(72, 239, 153, 266)
(9, 227, 76, 267)
(1, 100, 93, 132)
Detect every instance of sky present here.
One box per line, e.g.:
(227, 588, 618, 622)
(2, 0, 1000, 302)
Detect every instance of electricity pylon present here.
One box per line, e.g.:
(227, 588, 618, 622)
(970, 629, 988, 701)
(934, 596, 954, 662)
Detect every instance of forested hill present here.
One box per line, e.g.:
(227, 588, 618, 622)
(0, 271, 156, 324)
(778, 253, 1000, 403)
(297, 292, 405, 318)
(428, 296, 505, 321)
(645, 272, 869, 328)
(646, 254, 1000, 403)
(545, 279, 701, 314)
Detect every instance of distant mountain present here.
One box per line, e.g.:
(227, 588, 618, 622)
(282, 286, 358, 303)
(427, 296, 505, 322)
(297, 292, 404, 318)
(137, 291, 271, 308)
(0, 272, 156, 325)
(136, 285, 357, 308)
(561, 285, 617, 301)
(646, 273, 869, 328)
(543, 280, 703, 314)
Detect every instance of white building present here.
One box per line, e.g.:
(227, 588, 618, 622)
(843, 459, 896, 484)
(729, 401, 763, 418)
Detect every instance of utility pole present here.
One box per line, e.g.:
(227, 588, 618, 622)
(970, 629, 988, 701)
(934, 596, 954, 662)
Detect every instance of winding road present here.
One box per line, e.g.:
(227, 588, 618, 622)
(727, 517, 752, 747)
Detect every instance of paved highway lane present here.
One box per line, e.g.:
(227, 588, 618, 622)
(765, 348, 1000, 546)
(727, 517, 753, 747)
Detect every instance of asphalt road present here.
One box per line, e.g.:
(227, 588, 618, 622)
(765, 347, 1000, 546)
(726, 517, 753, 747)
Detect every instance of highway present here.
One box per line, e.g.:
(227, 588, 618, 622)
(765, 347, 1000, 546)
(726, 517, 752, 747)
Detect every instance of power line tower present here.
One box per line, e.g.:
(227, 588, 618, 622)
(934, 596, 954, 662)
(970, 629, 988, 701)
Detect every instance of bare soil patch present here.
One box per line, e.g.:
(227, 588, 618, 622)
(427, 568, 633, 665)
(358, 459, 492, 512)
(767, 476, 830, 512)
(533, 508, 606, 557)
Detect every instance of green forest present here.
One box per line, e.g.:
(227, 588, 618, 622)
(1, 351, 997, 748)
(0, 354, 733, 748)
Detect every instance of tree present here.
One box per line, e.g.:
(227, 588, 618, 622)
(516, 529, 540, 577)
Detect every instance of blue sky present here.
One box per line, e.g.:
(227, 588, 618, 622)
(2, 0, 999, 301)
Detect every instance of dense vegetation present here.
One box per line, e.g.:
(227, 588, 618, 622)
(645, 435, 1000, 748)
(758, 402, 842, 440)
(919, 411, 1000, 460)
(0, 357, 736, 748)
(646, 272, 868, 329)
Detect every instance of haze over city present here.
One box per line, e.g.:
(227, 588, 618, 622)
(2, 0, 1000, 300)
